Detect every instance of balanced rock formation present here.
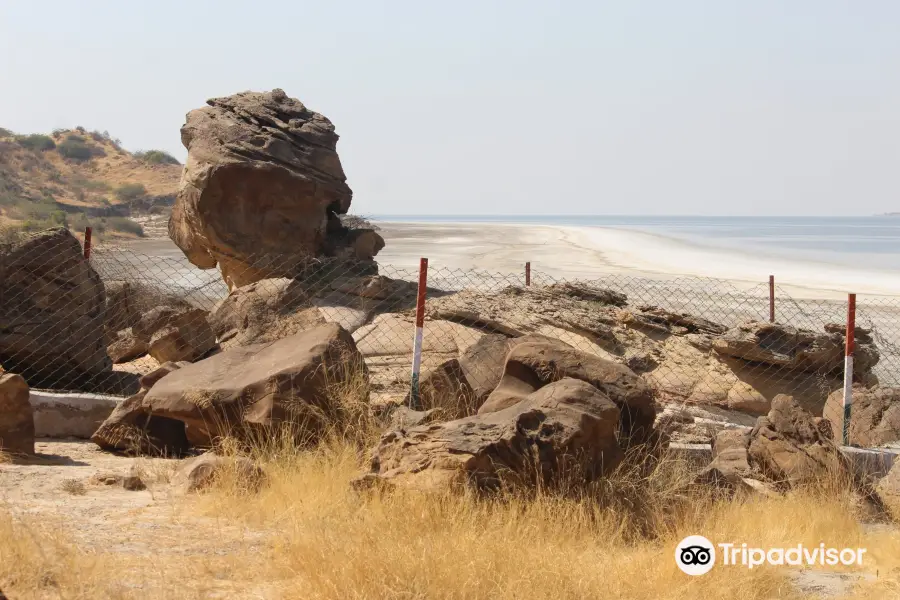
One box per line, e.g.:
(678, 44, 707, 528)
(169, 88, 384, 290)
(0, 371, 34, 455)
(93, 324, 366, 454)
(748, 394, 846, 487)
(823, 385, 900, 447)
(0, 228, 111, 388)
(360, 378, 622, 491)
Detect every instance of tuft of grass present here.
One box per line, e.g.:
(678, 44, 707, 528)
(60, 479, 87, 496)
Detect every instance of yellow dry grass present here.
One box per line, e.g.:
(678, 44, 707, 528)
(2, 363, 899, 598)
(3, 437, 900, 599)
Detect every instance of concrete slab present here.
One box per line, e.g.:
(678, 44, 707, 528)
(30, 391, 122, 439)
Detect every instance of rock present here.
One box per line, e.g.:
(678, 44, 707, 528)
(875, 461, 900, 518)
(331, 274, 416, 300)
(541, 283, 627, 307)
(30, 391, 119, 439)
(748, 395, 847, 487)
(108, 328, 149, 364)
(622, 306, 727, 336)
(406, 359, 476, 417)
(134, 307, 217, 363)
(654, 403, 756, 445)
(479, 337, 656, 443)
(0, 228, 111, 388)
(713, 321, 879, 378)
(104, 281, 193, 346)
(132, 323, 366, 449)
(0, 372, 34, 455)
(169, 89, 382, 289)
(387, 406, 441, 429)
(91, 391, 192, 456)
(457, 334, 530, 406)
(208, 277, 315, 346)
(172, 452, 265, 494)
(92, 360, 190, 454)
(823, 386, 900, 447)
(139, 361, 192, 391)
(706, 429, 751, 481)
(362, 378, 622, 491)
(123, 467, 147, 491)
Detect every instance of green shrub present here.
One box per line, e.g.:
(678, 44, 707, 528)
(58, 138, 93, 161)
(104, 216, 144, 237)
(0, 127, 13, 138)
(115, 183, 147, 203)
(17, 134, 56, 152)
(134, 149, 181, 166)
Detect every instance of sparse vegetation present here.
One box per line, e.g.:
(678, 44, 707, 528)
(60, 479, 86, 496)
(115, 182, 148, 204)
(57, 135, 93, 161)
(135, 149, 181, 165)
(0, 127, 12, 138)
(16, 134, 56, 152)
(104, 216, 144, 237)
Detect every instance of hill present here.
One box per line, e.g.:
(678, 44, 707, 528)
(0, 126, 181, 239)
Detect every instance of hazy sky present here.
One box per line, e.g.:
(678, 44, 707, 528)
(2, 1, 898, 216)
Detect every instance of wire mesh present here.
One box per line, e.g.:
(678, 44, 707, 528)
(2, 227, 898, 450)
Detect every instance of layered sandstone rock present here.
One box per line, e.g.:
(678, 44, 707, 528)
(169, 88, 383, 290)
(360, 378, 622, 491)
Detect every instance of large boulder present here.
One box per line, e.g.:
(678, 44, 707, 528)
(92, 361, 192, 456)
(0, 228, 111, 388)
(713, 321, 878, 378)
(0, 372, 34, 455)
(169, 88, 383, 290)
(478, 337, 656, 443)
(748, 394, 846, 487)
(96, 324, 366, 453)
(823, 386, 900, 447)
(360, 378, 622, 491)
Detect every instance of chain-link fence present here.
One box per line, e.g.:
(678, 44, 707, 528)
(2, 227, 898, 450)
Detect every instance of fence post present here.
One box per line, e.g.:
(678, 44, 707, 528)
(842, 293, 856, 446)
(83, 226, 93, 260)
(409, 257, 429, 409)
(768, 275, 775, 322)
(525, 261, 531, 287)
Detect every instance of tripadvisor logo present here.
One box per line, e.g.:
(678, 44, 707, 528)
(675, 536, 867, 576)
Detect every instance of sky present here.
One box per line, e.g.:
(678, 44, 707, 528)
(1, 1, 898, 216)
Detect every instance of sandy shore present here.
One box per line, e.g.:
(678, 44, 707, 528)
(375, 222, 900, 300)
(117, 220, 900, 300)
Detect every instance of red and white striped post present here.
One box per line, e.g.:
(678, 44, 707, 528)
(83, 226, 93, 260)
(525, 261, 531, 287)
(842, 293, 856, 446)
(409, 257, 429, 408)
(768, 275, 775, 322)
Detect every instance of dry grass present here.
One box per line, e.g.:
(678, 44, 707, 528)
(59, 478, 87, 496)
(3, 360, 900, 598)
(2, 439, 900, 598)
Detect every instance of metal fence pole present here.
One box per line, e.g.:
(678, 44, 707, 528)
(769, 275, 775, 322)
(842, 293, 856, 446)
(525, 261, 531, 287)
(409, 257, 429, 408)
(83, 227, 93, 260)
